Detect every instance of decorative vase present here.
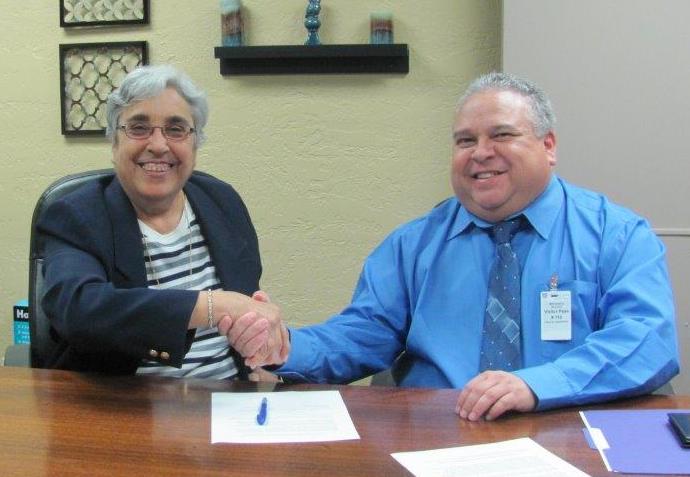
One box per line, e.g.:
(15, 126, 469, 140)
(304, 0, 322, 46)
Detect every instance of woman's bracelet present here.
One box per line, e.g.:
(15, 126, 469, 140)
(207, 289, 214, 329)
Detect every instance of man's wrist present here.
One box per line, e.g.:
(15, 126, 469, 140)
(263, 327, 291, 371)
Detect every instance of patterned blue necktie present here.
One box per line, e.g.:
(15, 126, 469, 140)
(479, 217, 524, 372)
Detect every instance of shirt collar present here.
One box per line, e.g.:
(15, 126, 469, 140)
(521, 174, 562, 240)
(448, 174, 563, 240)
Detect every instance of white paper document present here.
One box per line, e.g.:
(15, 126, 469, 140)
(391, 437, 590, 477)
(211, 390, 360, 444)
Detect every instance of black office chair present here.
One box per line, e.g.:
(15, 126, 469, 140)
(369, 352, 411, 386)
(28, 169, 115, 368)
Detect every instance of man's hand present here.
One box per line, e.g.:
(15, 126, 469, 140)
(455, 371, 536, 421)
(216, 290, 290, 368)
(217, 310, 269, 363)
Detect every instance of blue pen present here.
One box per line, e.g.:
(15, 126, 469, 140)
(256, 397, 268, 425)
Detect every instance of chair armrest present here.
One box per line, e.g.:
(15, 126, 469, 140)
(653, 381, 675, 395)
(3, 344, 30, 367)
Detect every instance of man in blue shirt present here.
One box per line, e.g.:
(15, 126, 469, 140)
(222, 72, 679, 421)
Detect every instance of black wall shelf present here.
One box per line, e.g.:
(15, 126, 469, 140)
(214, 44, 409, 75)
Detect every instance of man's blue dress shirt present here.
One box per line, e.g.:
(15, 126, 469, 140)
(279, 176, 679, 410)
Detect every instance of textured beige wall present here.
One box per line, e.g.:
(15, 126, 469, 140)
(0, 1, 501, 354)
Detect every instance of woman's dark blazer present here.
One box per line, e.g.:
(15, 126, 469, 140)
(37, 172, 261, 374)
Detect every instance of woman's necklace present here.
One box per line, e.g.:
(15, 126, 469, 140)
(142, 197, 194, 287)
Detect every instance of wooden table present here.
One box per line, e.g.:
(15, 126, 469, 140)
(0, 366, 686, 476)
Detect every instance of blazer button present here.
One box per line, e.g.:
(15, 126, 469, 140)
(160, 351, 170, 360)
(149, 349, 159, 358)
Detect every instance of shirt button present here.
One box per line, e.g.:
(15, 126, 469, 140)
(160, 351, 170, 361)
(149, 349, 159, 358)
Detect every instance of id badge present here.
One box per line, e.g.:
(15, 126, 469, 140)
(540, 290, 572, 341)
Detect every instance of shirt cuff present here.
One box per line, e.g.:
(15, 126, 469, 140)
(274, 328, 317, 382)
(513, 362, 575, 411)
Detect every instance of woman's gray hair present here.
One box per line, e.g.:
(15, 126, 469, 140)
(106, 64, 209, 148)
(456, 72, 556, 138)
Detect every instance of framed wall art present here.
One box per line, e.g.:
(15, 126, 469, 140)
(60, 0, 150, 28)
(59, 41, 148, 136)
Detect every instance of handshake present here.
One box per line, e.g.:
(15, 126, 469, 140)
(210, 290, 290, 370)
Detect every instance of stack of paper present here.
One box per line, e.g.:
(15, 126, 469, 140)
(391, 437, 589, 476)
(211, 390, 360, 444)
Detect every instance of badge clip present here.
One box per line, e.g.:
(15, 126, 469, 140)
(549, 274, 559, 291)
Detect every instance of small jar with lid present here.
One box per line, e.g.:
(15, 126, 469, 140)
(370, 11, 393, 44)
(221, 0, 244, 46)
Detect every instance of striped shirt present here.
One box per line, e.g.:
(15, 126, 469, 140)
(136, 199, 238, 380)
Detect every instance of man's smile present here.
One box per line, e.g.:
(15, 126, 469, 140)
(472, 170, 506, 180)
